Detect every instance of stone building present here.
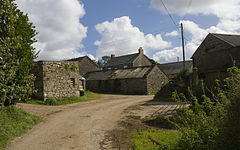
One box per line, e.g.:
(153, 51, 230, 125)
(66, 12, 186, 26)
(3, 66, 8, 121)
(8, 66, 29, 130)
(103, 47, 152, 70)
(191, 33, 240, 87)
(32, 61, 85, 100)
(158, 60, 193, 78)
(68, 56, 99, 76)
(85, 65, 168, 94)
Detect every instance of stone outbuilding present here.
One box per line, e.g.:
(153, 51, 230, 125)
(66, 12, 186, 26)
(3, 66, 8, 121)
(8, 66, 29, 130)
(32, 61, 85, 100)
(68, 56, 99, 76)
(103, 47, 152, 70)
(191, 33, 240, 87)
(85, 65, 168, 94)
(158, 60, 193, 78)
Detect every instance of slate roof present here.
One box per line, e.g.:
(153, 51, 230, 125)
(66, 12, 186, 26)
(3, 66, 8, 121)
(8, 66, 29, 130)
(212, 33, 240, 47)
(192, 33, 240, 58)
(67, 56, 98, 67)
(68, 56, 85, 62)
(158, 60, 193, 75)
(85, 66, 154, 80)
(104, 53, 139, 67)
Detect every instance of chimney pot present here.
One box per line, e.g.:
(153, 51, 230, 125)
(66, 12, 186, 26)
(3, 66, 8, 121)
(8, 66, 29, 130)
(111, 54, 115, 58)
(138, 47, 144, 54)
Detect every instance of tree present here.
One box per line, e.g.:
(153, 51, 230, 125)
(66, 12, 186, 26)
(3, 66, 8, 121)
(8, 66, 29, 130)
(97, 56, 111, 68)
(0, 0, 38, 106)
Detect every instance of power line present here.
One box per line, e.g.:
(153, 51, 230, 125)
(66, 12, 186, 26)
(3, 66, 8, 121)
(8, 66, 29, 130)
(182, 0, 192, 20)
(160, 0, 179, 31)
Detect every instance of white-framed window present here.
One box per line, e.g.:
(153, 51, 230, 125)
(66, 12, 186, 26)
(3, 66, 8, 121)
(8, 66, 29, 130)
(70, 78, 75, 87)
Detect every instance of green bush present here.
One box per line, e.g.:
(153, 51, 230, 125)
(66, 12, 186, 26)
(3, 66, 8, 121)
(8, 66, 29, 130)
(173, 66, 240, 150)
(0, 0, 38, 106)
(154, 68, 192, 100)
(45, 98, 57, 106)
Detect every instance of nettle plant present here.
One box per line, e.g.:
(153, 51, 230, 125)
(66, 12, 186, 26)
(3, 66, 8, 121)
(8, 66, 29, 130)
(173, 66, 240, 150)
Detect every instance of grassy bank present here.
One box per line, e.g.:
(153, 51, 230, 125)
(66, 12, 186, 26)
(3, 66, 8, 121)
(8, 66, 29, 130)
(129, 129, 180, 150)
(26, 91, 101, 106)
(0, 106, 40, 150)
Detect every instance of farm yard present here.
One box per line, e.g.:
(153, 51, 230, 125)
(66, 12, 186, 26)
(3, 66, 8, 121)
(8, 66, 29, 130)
(5, 95, 188, 150)
(1, 0, 240, 149)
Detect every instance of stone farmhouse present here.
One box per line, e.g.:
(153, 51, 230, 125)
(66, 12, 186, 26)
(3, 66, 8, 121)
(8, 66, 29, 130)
(85, 48, 169, 94)
(103, 47, 152, 70)
(192, 33, 240, 87)
(68, 56, 99, 76)
(85, 65, 168, 94)
(32, 61, 85, 100)
(158, 60, 193, 78)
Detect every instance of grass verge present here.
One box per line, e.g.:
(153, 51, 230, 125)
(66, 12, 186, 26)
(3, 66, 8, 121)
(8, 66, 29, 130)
(129, 129, 180, 150)
(153, 96, 175, 102)
(0, 106, 40, 150)
(26, 91, 101, 106)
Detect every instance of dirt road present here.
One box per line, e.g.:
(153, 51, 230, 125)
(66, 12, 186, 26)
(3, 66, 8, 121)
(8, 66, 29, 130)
(7, 94, 155, 150)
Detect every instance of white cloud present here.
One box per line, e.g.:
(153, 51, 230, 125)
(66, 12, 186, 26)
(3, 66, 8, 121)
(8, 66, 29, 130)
(153, 42, 197, 63)
(94, 16, 171, 58)
(151, 0, 240, 63)
(165, 30, 178, 37)
(150, 0, 240, 19)
(16, 0, 88, 60)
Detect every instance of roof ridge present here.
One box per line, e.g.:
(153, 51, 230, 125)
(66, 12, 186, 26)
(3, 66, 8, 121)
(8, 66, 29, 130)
(211, 33, 240, 36)
(211, 33, 238, 47)
(111, 53, 139, 58)
(159, 60, 192, 65)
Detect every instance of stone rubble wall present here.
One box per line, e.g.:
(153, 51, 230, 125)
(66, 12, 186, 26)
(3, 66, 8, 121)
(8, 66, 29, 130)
(33, 61, 85, 100)
(86, 78, 147, 94)
(146, 65, 169, 93)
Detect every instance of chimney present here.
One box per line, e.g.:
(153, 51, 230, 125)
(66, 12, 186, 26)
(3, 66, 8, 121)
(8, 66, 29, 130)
(138, 47, 144, 54)
(111, 54, 115, 58)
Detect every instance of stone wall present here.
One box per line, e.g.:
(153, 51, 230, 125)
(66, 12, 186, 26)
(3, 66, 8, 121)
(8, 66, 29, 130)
(86, 78, 147, 94)
(146, 65, 169, 93)
(193, 34, 232, 73)
(78, 57, 98, 76)
(33, 61, 85, 100)
(133, 55, 152, 67)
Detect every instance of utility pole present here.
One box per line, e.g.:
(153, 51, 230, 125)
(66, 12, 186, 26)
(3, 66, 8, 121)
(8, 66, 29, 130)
(181, 23, 186, 68)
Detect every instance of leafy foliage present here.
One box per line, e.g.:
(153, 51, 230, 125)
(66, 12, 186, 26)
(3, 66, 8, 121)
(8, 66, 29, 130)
(0, 0, 38, 106)
(97, 55, 111, 68)
(154, 68, 192, 99)
(173, 66, 240, 150)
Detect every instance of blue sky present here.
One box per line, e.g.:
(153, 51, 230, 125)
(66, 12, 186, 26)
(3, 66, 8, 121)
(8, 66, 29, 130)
(16, 0, 240, 63)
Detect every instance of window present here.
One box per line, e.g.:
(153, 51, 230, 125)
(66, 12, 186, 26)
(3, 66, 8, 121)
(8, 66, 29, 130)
(70, 78, 75, 87)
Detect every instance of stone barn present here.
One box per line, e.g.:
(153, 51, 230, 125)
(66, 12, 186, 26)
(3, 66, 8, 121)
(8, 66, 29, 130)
(85, 65, 168, 94)
(192, 33, 240, 87)
(68, 56, 99, 76)
(32, 61, 85, 100)
(158, 60, 193, 78)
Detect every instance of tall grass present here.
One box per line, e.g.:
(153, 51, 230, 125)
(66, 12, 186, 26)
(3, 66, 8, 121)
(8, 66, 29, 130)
(0, 106, 40, 150)
(27, 91, 101, 106)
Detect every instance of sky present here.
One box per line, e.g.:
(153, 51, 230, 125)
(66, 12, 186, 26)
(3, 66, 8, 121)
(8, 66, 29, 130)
(16, 0, 240, 63)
